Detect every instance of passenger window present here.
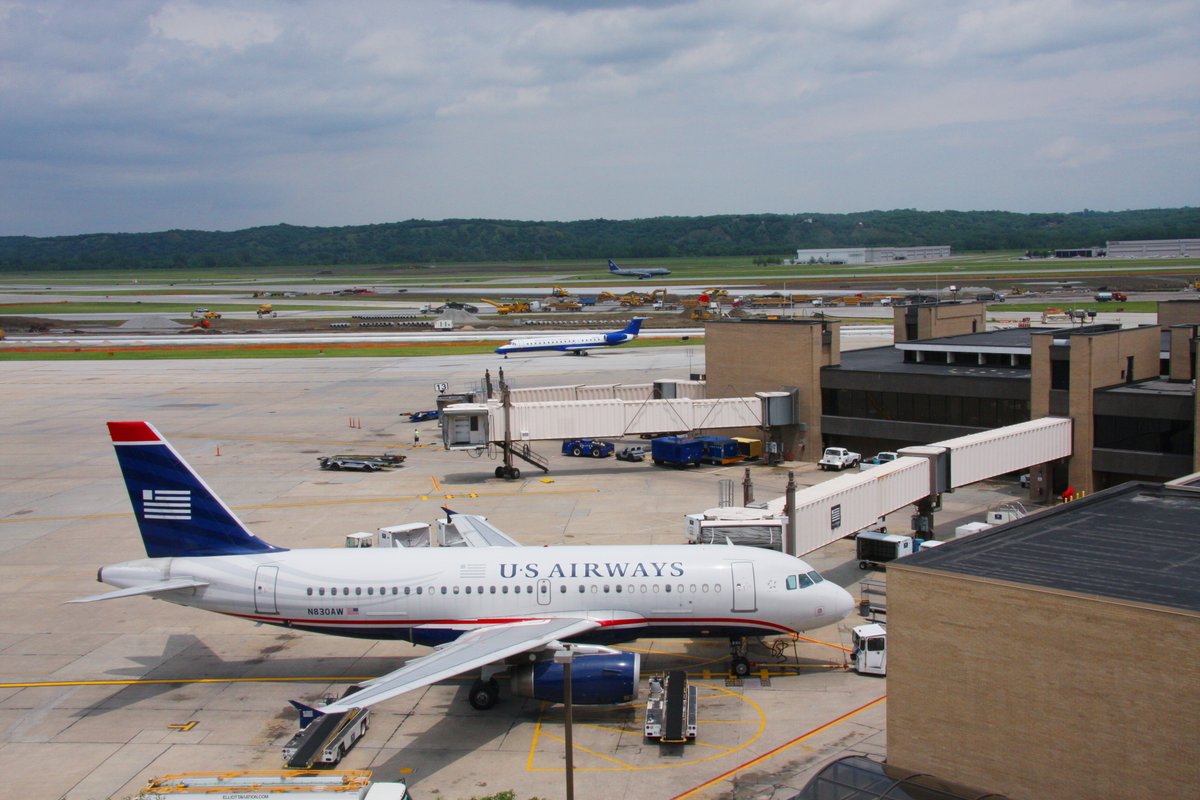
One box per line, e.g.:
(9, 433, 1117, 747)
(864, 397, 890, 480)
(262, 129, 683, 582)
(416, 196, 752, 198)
(490, 586, 496, 594)
(677, 585, 684, 594)
(502, 586, 509, 594)
(689, 584, 696, 593)
(440, 586, 447, 595)
(318, 588, 325, 596)
(807, 571, 825, 584)
(702, 584, 709, 593)
(343, 587, 350, 596)
(640, 585, 647, 593)
(306, 588, 313, 596)
(453, 586, 460, 594)
(786, 575, 798, 591)
(391, 587, 398, 595)
(464, 587, 471, 594)
(366, 587, 373, 596)
(416, 587, 422, 595)
(404, 587, 411, 595)
(559, 585, 567, 593)
(355, 587, 362, 596)
(665, 584, 671, 593)
(652, 585, 660, 593)
(579, 585, 586, 593)
(603, 585, 610, 593)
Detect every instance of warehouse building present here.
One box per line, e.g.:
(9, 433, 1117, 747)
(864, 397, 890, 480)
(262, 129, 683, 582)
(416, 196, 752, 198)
(793, 245, 951, 264)
(886, 479, 1200, 799)
(1105, 238, 1200, 258)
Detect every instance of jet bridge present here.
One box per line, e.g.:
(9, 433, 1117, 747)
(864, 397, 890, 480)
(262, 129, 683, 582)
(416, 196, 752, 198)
(722, 417, 1073, 555)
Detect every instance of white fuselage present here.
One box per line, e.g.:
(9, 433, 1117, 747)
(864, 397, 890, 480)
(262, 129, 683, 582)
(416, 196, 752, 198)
(99, 544, 853, 646)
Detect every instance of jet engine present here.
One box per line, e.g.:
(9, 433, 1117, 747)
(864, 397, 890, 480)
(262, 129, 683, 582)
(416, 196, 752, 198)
(511, 651, 641, 705)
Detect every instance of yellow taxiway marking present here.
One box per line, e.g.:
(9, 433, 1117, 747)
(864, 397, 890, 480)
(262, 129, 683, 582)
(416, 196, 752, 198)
(0, 488, 599, 524)
(671, 695, 887, 799)
(167, 721, 198, 731)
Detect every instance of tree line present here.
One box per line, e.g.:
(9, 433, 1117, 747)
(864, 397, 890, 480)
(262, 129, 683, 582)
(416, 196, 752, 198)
(0, 208, 1196, 271)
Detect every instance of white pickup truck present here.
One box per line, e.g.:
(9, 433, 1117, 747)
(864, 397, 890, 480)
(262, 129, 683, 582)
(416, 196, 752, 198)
(859, 451, 900, 471)
(818, 446, 861, 471)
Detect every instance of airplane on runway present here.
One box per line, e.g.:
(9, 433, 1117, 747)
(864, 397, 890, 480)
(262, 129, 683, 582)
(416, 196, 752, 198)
(608, 259, 671, 279)
(72, 422, 854, 713)
(495, 316, 647, 357)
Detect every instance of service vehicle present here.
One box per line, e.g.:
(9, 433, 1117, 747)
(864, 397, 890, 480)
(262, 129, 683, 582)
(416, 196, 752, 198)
(135, 770, 409, 799)
(696, 436, 742, 465)
(651, 436, 705, 468)
(643, 670, 698, 741)
(859, 451, 900, 471)
(282, 703, 371, 768)
(407, 409, 439, 422)
(318, 453, 405, 471)
(819, 446, 861, 471)
(1094, 291, 1128, 302)
(850, 623, 887, 676)
(685, 510, 786, 549)
(256, 303, 277, 317)
(616, 445, 646, 462)
(562, 438, 615, 458)
(855, 530, 914, 569)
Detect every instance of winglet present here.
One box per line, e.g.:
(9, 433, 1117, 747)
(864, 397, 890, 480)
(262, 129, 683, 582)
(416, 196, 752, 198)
(441, 506, 458, 517)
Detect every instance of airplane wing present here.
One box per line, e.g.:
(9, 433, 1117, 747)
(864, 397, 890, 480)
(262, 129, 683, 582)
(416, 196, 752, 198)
(66, 577, 210, 604)
(318, 616, 600, 713)
(442, 512, 522, 547)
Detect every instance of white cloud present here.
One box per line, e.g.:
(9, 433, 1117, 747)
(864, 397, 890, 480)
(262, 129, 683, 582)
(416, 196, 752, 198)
(1035, 136, 1114, 168)
(149, 2, 280, 51)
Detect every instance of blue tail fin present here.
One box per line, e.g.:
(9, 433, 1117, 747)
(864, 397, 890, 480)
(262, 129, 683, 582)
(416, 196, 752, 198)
(623, 317, 645, 335)
(107, 421, 284, 558)
(608, 259, 620, 272)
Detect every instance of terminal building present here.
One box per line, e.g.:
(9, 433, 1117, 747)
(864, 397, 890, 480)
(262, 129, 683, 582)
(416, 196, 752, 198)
(702, 305, 1200, 798)
(886, 478, 1200, 798)
(704, 299, 1200, 500)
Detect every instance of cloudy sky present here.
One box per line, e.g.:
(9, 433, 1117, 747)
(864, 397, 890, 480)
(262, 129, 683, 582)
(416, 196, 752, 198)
(2, 0, 1197, 236)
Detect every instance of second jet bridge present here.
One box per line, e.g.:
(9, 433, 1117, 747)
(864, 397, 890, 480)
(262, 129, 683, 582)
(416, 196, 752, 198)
(441, 391, 794, 450)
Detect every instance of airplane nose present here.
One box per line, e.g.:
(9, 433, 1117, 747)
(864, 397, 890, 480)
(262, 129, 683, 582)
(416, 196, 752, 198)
(831, 583, 855, 621)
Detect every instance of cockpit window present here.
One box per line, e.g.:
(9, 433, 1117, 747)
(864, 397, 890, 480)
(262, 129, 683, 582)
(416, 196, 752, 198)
(807, 570, 825, 584)
(786, 575, 798, 590)
(797, 573, 814, 588)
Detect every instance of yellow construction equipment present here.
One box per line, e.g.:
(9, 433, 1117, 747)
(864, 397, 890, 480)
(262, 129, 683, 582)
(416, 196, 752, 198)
(550, 286, 571, 297)
(619, 292, 650, 307)
(481, 299, 531, 315)
(256, 304, 276, 318)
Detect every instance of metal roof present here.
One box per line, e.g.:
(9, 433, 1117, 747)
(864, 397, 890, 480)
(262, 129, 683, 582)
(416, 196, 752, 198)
(898, 481, 1200, 614)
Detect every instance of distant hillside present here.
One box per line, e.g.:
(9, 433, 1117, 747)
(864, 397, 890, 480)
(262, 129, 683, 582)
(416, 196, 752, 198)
(1, 208, 1197, 270)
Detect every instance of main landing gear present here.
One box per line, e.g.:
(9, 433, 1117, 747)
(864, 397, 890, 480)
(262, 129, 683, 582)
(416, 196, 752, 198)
(729, 637, 751, 678)
(469, 678, 500, 710)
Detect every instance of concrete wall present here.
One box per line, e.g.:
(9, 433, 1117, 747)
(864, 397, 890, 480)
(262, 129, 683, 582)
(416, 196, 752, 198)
(887, 566, 1200, 799)
(704, 319, 839, 461)
(894, 302, 986, 342)
(1032, 325, 1161, 493)
(1159, 299, 1200, 327)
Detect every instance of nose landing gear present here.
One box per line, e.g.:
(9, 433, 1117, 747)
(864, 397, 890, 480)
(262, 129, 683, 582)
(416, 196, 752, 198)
(729, 637, 751, 678)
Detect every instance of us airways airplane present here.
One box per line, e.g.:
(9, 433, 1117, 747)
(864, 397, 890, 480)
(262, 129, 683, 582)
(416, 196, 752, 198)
(607, 259, 671, 279)
(495, 316, 646, 357)
(72, 421, 854, 713)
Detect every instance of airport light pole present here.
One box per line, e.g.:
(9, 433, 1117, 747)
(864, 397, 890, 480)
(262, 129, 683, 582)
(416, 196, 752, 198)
(555, 645, 575, 800)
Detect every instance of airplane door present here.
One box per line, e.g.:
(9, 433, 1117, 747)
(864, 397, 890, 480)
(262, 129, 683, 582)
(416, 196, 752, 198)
(254, 566, 279, 615)
(730, 561, 756, 612)
(536, 578, 552, 606)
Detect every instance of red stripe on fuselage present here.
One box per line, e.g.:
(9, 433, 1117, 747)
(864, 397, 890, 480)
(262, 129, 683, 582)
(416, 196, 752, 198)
(224, 612, 797, 635)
